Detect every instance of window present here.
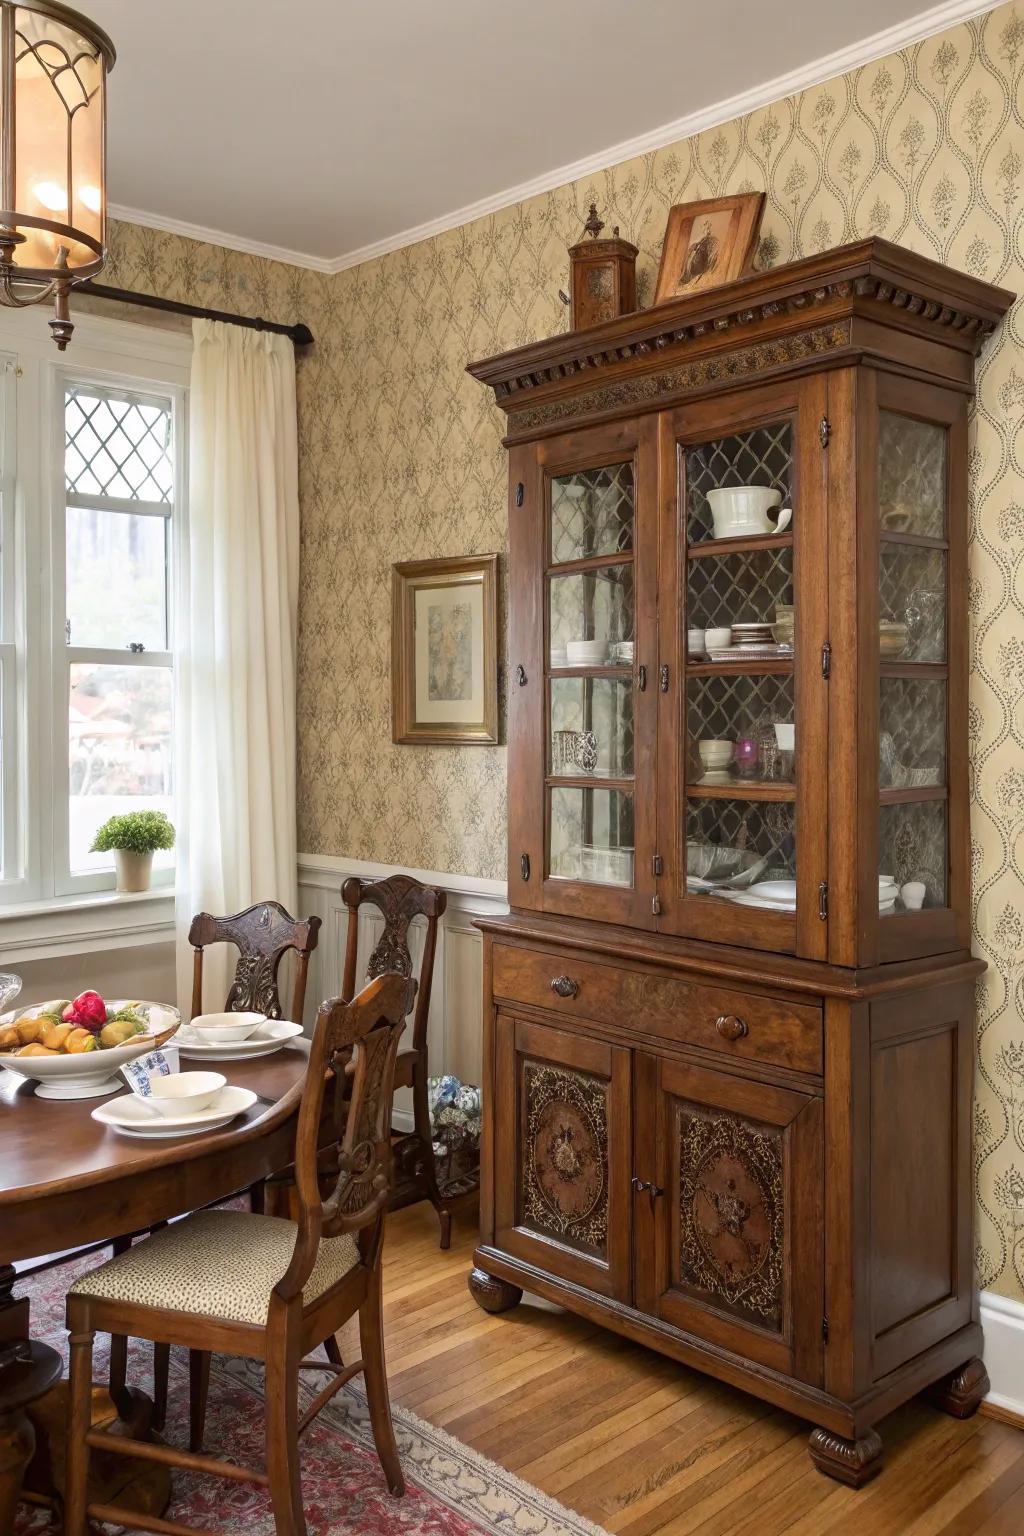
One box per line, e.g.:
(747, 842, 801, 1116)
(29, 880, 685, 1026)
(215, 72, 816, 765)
(61, 383, 176, 888)
(0, 309, 188, 909)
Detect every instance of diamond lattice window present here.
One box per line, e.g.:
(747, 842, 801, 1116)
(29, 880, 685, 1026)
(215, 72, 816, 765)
(65, 386, 173, 504)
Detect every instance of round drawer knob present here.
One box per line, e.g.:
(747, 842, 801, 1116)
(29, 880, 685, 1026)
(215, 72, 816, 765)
(715, 1014, 748, 1042)
(550, 975, 580, 999)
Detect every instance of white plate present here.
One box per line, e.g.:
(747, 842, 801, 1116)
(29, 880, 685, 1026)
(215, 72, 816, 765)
(175, 1020, 303, 1061)
(747, 879, 797, 904)
(92, 1084, 257, 1138)
(713, 888, 796, 911)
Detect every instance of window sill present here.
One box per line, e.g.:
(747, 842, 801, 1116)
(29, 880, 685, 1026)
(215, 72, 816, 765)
(0, 887, 176, 965)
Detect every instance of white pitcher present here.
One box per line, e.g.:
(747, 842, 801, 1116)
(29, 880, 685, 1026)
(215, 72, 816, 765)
(707, 486, 793, 540)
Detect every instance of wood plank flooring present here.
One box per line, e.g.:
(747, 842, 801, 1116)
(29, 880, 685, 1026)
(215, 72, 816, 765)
(337, 1200, 1024, 1536)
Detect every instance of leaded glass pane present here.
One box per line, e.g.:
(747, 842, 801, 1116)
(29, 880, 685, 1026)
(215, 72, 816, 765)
(549, 786, 634, 886)
(65, 386, 173, 503)
(550, 676, 633, 779)
(878, 412, 947, 538)
(685, 422, 793, 545)
(549, 565, 633, 665)
(879, 800, 947, 912)
(550, 462, 634, 565)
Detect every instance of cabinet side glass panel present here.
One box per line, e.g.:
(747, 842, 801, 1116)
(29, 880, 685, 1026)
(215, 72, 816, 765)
(550, 785, 635, 886)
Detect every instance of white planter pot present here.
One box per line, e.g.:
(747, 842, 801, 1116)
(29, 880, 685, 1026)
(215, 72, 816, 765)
(114, 849, 154, 893)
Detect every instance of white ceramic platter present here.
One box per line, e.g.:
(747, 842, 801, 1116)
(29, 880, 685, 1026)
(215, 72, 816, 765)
(175, 1020, 303, 1061)
(0, 1001, 180, 1099)
(92, 1085, 257, 1138)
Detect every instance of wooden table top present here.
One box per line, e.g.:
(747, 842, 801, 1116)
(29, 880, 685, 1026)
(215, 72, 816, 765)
(0, 1042, 311, 1263)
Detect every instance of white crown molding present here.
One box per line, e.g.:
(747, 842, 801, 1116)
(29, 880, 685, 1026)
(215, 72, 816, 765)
(107, 201, 337, 274)
(109, 0, 1001, 279)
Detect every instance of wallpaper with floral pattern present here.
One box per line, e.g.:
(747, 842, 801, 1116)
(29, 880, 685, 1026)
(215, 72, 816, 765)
(106, 1, 1024, 1300)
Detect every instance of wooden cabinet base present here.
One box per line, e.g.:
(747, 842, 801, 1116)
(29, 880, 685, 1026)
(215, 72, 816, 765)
(468, 1267, 523, 1315)
(808, 1427, 883, 1488)
(929, 1357, 990, 1419)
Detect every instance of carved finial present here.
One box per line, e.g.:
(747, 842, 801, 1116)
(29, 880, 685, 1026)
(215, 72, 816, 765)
(583, 203, 605, 240)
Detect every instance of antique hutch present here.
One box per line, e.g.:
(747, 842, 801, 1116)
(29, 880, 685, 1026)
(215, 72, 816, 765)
(466, 239, 1014, 1486)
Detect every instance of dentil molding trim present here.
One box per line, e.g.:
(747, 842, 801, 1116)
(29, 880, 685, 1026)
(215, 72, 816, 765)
(111, 0, 1001, 276)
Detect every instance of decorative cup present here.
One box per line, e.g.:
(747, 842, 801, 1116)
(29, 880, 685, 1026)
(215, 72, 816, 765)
(704, 626, 732, 650)
(900, 881, 926, 910)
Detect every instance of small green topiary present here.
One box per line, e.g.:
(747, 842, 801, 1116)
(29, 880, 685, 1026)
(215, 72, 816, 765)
(90, 810, 176, 855)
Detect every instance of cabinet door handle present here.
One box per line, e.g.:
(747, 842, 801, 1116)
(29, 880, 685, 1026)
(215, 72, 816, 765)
(631, 1176, 665, 1203)
(515, 663, 527, 687)
(550, 975, 579, 999)
(715, 1014, 749, 1042)
(637, 664, 647, 692)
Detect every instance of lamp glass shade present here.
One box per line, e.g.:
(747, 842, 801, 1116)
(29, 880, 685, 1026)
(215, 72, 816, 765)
(2, 3, 108, 282)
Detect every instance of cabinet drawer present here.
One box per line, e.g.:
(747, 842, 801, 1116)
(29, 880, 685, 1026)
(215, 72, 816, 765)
(492, 943, 822, 1075)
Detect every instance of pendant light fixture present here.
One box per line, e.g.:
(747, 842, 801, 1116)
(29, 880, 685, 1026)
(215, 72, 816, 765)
(0, 0, 114, 349)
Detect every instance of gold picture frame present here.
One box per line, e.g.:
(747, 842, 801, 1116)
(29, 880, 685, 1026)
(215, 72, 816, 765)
(392, 554, 499, 745)
(653, 192, 765, 305)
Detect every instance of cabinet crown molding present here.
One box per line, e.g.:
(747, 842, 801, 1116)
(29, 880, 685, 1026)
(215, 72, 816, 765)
(467, 237, 1014, 435)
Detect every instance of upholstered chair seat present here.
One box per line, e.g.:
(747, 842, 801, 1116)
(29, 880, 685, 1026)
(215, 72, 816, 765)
(71, 1209, 359, 1327)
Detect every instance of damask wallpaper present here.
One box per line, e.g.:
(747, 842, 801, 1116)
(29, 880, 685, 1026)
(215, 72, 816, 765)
(105, 0, 1024, 1300)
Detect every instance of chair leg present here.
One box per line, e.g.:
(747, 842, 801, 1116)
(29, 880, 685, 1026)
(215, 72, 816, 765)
(265, 1335, 306, 1536)
(410, 1064, 452, 1251)
(108, 1332, 132, 1422)
(65, 1320, 95, 1536)
(359, 1264, 404, 1496)
(324, 1333, 343, 1368)
(189, 1349, 211, 1452)
(249, 1180, 266, 1215)
(152, 1341, 170, 1431)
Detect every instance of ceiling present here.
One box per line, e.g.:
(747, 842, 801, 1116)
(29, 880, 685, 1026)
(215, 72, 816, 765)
(86, 0, 989, 271)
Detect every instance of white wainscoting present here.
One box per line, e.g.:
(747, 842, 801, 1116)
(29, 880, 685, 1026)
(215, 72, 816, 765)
(296, 853, 508, 1130)
(981, 1289, 1024, 1422)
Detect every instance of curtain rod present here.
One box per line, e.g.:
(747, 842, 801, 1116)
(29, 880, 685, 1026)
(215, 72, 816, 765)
(77, 280, 314, 347)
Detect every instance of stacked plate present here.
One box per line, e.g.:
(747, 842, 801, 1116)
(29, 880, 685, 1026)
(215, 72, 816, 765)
(566, 639, 608, 665)
(712, 878, 796, 912)
(175, 1018, 303, 1062)
(730, 622, 775, 646)
(707, 621, 785, 663)
(879, 875, 899, 913)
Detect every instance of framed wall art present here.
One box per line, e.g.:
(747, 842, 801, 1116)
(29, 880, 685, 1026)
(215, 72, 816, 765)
(392, 554, 499, 745)
(653, 192, 765, 304)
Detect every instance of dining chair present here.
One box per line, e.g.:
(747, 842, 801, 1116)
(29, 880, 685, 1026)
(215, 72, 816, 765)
(120, 899, 323, 1434)
(64, 971, 417, 1536)
(341, 873, 452, 1248)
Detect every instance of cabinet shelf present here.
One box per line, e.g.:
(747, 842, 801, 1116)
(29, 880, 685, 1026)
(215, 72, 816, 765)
(687, 780, 796, 802)
(879, 785, 948, 805)
(548, 665, 633, 679)
(547, 774, 634, 792)
(686, 532, 793, 559)
(879, 662, 948, 679)
(686, 659, 794, 677)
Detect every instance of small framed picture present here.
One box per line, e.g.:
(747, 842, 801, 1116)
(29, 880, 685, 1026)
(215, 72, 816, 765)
(392, 554, 499, 745)
(653, 192, 765, 305)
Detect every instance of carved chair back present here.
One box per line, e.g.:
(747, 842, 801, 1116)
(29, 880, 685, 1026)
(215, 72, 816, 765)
(275, 973, 416, 1302)
(340, 875, 446, 1055)
(189, 901, 322, 1024)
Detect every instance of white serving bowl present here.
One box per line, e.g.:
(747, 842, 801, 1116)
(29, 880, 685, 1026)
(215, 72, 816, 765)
(191, 1011, 266, 1042)
(698, 739, 734, 769)
(0, 1000, 180, 1099)
(146, 1071, 226, 1117)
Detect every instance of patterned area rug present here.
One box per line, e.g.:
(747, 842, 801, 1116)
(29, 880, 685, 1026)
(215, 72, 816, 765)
(15, 1245, 608, 1536)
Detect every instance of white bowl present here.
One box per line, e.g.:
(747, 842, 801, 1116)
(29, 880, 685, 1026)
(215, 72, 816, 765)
(146, 1071, 226, 1117)
(687, 628, 706, 656)
(191, 1011, 266, 1042)
(0, 1000, 180, 1099)
(698, 739, 734, 768)
(704, 627, 732, 649)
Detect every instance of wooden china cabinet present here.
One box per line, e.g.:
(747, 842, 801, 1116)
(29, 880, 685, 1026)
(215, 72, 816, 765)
(466, 239, 1014, 1486)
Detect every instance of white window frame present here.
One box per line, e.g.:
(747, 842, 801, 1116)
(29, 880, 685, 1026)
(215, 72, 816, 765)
(0, 306, 190, 914)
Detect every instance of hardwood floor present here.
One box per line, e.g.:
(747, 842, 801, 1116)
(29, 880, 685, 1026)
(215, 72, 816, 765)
(337, 1200, 1024, 1536)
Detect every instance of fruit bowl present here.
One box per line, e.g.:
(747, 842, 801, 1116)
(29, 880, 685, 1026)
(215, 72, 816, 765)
(0, 999, 180, 1099)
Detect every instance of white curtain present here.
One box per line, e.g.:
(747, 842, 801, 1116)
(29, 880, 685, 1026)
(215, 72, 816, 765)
(175, 320, 300, 1012)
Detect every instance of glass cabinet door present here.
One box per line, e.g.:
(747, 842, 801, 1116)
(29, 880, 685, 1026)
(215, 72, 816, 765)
(657, 380, 829, 958)
(528, 422, 657, 926)
(873, 386, 965, 960)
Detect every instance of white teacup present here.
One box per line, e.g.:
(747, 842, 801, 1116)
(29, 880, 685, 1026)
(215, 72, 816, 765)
(705, 626, 732, 649)
(707, 487, 793, 540)
(901, 881, 927, 910)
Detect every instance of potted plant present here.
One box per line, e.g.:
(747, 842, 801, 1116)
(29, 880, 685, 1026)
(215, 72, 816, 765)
(91, 810, 176, 893)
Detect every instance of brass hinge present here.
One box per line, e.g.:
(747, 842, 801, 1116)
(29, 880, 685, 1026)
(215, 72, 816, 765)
(520, 853, 530, 882)
(821, 640, 831, 679)
(651, 893, 662, 916)
(823, 1315, 830, 1344)
(818, 881, 829, 922)
(659, 664, 669, 693)
(652, 853, 663, 876)
(819, 416, 831, 449)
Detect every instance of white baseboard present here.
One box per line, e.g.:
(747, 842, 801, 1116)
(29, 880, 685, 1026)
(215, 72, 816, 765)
(981, 1289, 1024, 1418)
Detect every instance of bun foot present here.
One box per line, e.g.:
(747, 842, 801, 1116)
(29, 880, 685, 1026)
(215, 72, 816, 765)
(808, 1426, 883, 1488)
(929, 1356, 989, 1419)
(468, 1266, 522, 1314)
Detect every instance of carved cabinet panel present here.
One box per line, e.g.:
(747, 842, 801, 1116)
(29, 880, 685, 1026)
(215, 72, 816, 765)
(634, 1052, 823, 1382)
(493, 1012, 632, 1300)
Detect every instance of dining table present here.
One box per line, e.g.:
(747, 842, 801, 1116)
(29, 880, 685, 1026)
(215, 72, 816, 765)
(0, 1037, 312, 1528)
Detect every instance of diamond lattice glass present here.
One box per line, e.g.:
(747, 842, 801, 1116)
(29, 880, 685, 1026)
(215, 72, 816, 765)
(684, 422, 793, 545)
(65, 387, 173, 504)
(550, 462, 634, 565)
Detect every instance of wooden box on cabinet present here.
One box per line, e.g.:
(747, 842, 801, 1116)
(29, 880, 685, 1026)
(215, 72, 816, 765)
(468, 240, 1013, 1486)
